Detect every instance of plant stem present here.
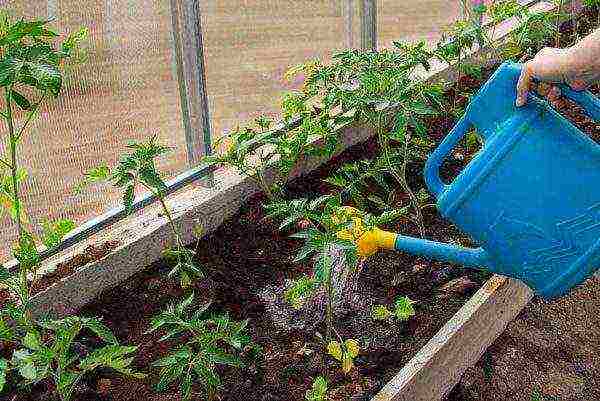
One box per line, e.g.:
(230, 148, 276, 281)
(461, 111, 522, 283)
(325, 247, 333, 342)
(455, 49, 462, 111)
(5, 87, 30, 301)
(331, 325, 343, 344)
(400, 134, 426, 238)
(256, 169, 274, 200)
(238, 159, 275, 201)
(378, 121, 425, 238)
(157, 194, 184, 249)
(16, 96, 45, 141)
(488, 20, 500, 64)
(5, 87, 23, 243)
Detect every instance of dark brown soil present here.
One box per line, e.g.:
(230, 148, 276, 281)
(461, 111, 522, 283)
(68, 134, 491, 401)
(447, 275, 600, 401)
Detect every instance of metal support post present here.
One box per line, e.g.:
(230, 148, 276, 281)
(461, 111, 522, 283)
(169, 0, 213, 170)
(360, 0, 377, 51)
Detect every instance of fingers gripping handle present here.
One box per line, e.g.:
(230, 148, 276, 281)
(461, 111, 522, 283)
(424, 116, 472, 198)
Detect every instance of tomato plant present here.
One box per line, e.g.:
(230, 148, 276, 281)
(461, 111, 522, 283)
(0, 14, 142, 400)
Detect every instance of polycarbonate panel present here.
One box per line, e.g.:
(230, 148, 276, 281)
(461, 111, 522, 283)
(0, 0, 482, 261)
(201, 1, 353, 139)
(377, 0, 462, 49)
(0, 1, 187, 260)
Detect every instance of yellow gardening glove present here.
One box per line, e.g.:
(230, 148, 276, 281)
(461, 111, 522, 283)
(334, 207, 397, 259)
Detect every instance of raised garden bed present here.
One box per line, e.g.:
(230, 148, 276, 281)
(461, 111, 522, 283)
(1, 2, 598, 401)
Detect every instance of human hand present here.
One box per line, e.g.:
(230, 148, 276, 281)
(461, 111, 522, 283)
(515, 47, 589, 107)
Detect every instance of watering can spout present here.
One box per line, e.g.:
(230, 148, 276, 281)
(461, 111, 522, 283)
(391, 234, 491, 269)
(338, 208, 491, 270)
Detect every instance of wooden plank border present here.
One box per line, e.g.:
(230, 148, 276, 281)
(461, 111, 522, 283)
(372, 276, 533, 401)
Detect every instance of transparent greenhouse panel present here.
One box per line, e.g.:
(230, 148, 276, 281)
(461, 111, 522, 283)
(377, 0, 462, 49)
(0, 1, 188, 260)
(200, 0, 356, 141)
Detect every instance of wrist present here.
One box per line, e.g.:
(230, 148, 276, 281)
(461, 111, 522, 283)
(564, 31, 600, 86)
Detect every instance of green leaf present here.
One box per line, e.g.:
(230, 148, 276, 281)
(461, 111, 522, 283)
(279, 214, 300, 230)
(61, 27, 88, 54)
(176, 292, 195, 314)
(56, 371, 83, 401)
(293, 244, 315, 262)
(288, 227, 310, 239)
(410, 102, 437, 116)
(394, 296, 416, 321)
(13, 233, 40, 272)
(305, 375, 328, 401)
(327, 341, 342, 361)
(76, 163, 110, 193)
(323, 175, 346, 188)
(152, 353, 179, 368)
(193, 362, 221, 393)
(23, 331, 41, 350)
(284, 275, 315, 309)
(28, 62, 62, 97)
(309, 195, 331, 210)
(376, 208, 409, 225)
(18, 362, 36, 381)
(0, 318, 13, 341)
(344, 339, 360, 358)
(79, 345, 143, 378)
(139, 166, 166, 193)
(371, 305, 392, 321)
(123, 184, 135, 214)
(0, 58, 21, 86)
(155, 361, 186, 392)
(207, 349, 242, 367)
(313, 375, 327, 393)
(0, 264, 10, 282)
(41, 219, 75, 249)
(10, 89, 30, 110)
(313, 251, 332, 284)
(82, 318, 119, 345)
(181, 371, 193, 401)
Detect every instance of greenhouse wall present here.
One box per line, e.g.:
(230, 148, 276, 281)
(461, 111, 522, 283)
(1, 0, 470, 260)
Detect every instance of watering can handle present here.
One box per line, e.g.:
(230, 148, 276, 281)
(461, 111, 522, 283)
(424, 83, 600, 198)
(424, 116, 471, 198)
(556, 84, 600, 121)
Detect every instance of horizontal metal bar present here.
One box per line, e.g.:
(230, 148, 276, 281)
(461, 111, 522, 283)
(36, 163, 216, 261)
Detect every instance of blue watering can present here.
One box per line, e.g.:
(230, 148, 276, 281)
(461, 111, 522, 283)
(359, 62, 600, 299)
